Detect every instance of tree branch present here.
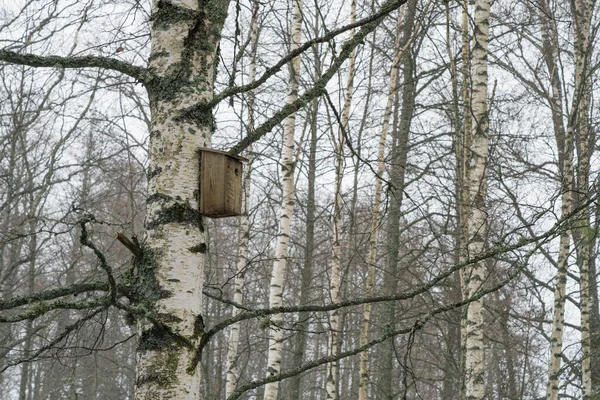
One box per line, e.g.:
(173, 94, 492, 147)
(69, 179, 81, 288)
(0, 282, 110, 311)
(80, 220, 118, 304)
(115, 232, 143, 259)
(227, 0, 409, 155)
(210, 0, 408, 108)
(0, 49, 153, 83)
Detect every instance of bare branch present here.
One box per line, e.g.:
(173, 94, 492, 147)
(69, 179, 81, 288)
(80, 221, 118, 303)
(115, 232, 143, 259)
(210, 0, 408, 108)
(0, 282, 110, 311)
(0, 49, 153, 83)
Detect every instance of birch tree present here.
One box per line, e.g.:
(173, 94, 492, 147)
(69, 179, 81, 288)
(536, 0, 575, 397)
(462, 0, 490, 398)
(325, 2, 357, 398)
(569, 0, 596, 396)
(224, 4, 259, 397)
(263, 1, 303, 398)
(378, 0, 419, 396)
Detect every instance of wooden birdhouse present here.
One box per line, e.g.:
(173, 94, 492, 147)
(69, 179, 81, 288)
(197, 148, 247, 218)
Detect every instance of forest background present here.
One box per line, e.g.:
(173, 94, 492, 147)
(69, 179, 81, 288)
(0, 0, 599, 399)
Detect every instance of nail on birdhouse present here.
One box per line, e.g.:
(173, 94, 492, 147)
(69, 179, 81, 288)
(197, 148, 247, 218)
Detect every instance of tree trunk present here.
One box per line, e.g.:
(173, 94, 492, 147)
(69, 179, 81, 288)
(263, 1, 303, 398)
(325, 2, 356, 398)
(378, 0, 417, 397)
(357, 8, 405, 400)
(135, 2, 230, 398)
(570, 0, 595, 396)
(287, 96, 318, 400)
(537, 0, 574, 397)
(463, 0, 490, 398)
(225, 2, 259, 397)
(457, 1, 472, 396)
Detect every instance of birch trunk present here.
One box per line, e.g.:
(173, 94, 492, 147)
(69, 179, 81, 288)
(224, 2, 259, 397)
(135, 2, 229, 399)
(358, 9, 404, 400)
(538, 0, 575, 397)
(458, 1, 472, 396)
(325, 2, 356, 398)
(287, 97, 318, 400)
(463, 0, 490, 398)
(570, 0, 595, 396)
(263, 1, 303, 398)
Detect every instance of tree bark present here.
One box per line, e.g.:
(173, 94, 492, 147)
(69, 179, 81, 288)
(135, 2, 230, 398)
(537, 0, 575, 397)
(225, 2, 259, 397)
(326, 2, 357, 399)
(378, 0, 418, 397)
(463, 0, 490, 398)
(569, 0, 595, 396)
(263, 1, 303, 398)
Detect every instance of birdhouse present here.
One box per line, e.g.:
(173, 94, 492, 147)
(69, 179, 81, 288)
(197, 148, 247, 218)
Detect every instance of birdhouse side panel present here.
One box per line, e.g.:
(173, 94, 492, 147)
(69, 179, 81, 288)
(224, 158, 243, 215)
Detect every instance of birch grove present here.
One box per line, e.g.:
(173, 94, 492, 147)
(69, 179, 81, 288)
(1, 0, 600, 399)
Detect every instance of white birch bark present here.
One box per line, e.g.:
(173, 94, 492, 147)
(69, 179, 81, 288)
(457, 3, 472, 394)
(546, 176, 573, 400)
(571, 1, 594, 396)
(325, 2, 356, 398)
(135, 2, 228, 399)
(263, 1, 303, 398)
(539, 1, 574, 397)
(358, 9, 404, 400)
(463, 0, 490, 399)
(225, 5, 259, 397)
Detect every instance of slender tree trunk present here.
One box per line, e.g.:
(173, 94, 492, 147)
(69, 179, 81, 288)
(463, 0, 490, 398)
(457, 1, 472, 396)
(287, 97, 318, 400)
(263, 1, 303, 398)
(225, 2, 259, 397)
(325, 2, 356, 398)
(538, 1, 575, 397)
(443, 3, 464, 397)
(357, 8, 404, 400)
(378, 1, 418, 397)
(135, 2, 230, 398)
(570, 1, 595, 396)
(545, 114, 574, 400)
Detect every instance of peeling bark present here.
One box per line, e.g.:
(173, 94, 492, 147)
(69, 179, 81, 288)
(135, 2, 230, 399)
